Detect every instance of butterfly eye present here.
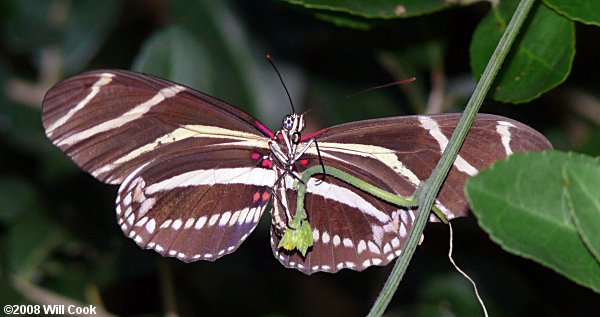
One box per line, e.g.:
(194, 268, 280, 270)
(282, 115, 294, 131)
(291, 132, 301, 144)
(297, 115, 306, 132)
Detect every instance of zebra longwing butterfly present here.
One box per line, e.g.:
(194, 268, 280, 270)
(42, 70, 552, 274)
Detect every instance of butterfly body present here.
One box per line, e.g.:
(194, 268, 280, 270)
(42, 70, 552, 274)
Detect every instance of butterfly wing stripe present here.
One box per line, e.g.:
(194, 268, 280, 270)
(109, 125, 268, 166)
(145, 167, 276, 194)
(46, 72, 115, 135)
(92, 129, 269, 182)
(300, 176, 390, 223)
(417, 115, 478, 175)
(56, 84, 187, 146)
(306, 142, 421, 186)
(496, 121, 515, 155)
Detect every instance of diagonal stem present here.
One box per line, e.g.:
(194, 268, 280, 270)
(367, 0, 537, 316)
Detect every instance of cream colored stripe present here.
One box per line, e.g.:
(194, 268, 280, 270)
(114, 125, 266, 165)
(418, 116, 478, 176)
(47, 73, 115, 136)
(306, 142, 421, 186)
(92, 126, 269, 178)
(496, 121, 515, 156)
(58, 84, 186, 146)
(283, 175, 391, 223)
(145, 167, 276, 195)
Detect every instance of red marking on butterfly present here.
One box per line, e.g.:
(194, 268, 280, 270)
(254, 120, 274, 138)
(262, 192, 270, 202)
(253, 192, 261, 203)
(261, 159, 273, 168)
(301, 129, 328, 141)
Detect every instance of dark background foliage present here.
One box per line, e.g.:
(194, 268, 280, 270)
(0, 0, 598, 316)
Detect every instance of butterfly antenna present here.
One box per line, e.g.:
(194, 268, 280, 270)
(266, 54, 296, 113)
(308, 77, 417, 111)
(345, 77, 417, 99)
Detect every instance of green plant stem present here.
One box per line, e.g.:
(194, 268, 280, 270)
(367, 0, 536, 316)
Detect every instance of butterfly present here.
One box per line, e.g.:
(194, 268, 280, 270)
(42, 70, 552, 274)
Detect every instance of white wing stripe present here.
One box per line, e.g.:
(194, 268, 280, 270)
(496, 121, 515, 156)
(47, 73, 115, 136)
(113, 125, 268, 165)
(309, 142, 421, 186)
(304, 177, 390, 223)
(58, 84, 186, 146)
(145, 168, 276, 194)
(418, 116, 478, 176)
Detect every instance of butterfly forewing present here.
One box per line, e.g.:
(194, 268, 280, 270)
(312, 114, 552, 219)
(42, 70, 269, 184)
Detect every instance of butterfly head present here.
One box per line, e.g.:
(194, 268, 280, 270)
(282, 113, 305, 144)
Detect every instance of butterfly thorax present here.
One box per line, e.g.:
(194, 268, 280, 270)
(267, 113, 316, 238)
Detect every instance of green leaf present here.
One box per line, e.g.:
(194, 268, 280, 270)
(283, 0, 456, 19)
(1, 0, 62, 53)
(313, 11, 376, 30)
(470, 0, 575, 103)
(1, 178, 66, 279)
(133, 25, 211, 91)
(563, 163, 600, 263)
(0, 178, 38, 223)
(61, 0, 119, 74)
(544, 0, 600, 26)
(465, 151, 600, 293)
(1, 0, 118, 73)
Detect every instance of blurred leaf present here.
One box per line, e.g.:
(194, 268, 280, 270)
(470, 0, 575, 103)
(2, 0, 118, 73)
(3, 180, 66, 279)
(284, 0, 456, 19)
(61, 0, 119, 74)
(563, 163, 600, 263)
(307, 74, 401, 125)
(133, 25, 211, 90)
(2, 0, 63, 53)
(0, 178, 38, 223)
(466, 151, 600, 293)
(168, 0, 261, 111)
(0, 98, 50, 154)
(0, 277, 26, 306)
(544, 0, 600, 26)
(416, 274, 491, 316)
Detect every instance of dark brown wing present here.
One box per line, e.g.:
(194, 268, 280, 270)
(271, 113, 551, 274)
(42, 70, 271, 184)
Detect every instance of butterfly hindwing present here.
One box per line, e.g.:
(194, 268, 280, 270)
(271, 174, 415, 274)
(117, 146, 276, 261)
